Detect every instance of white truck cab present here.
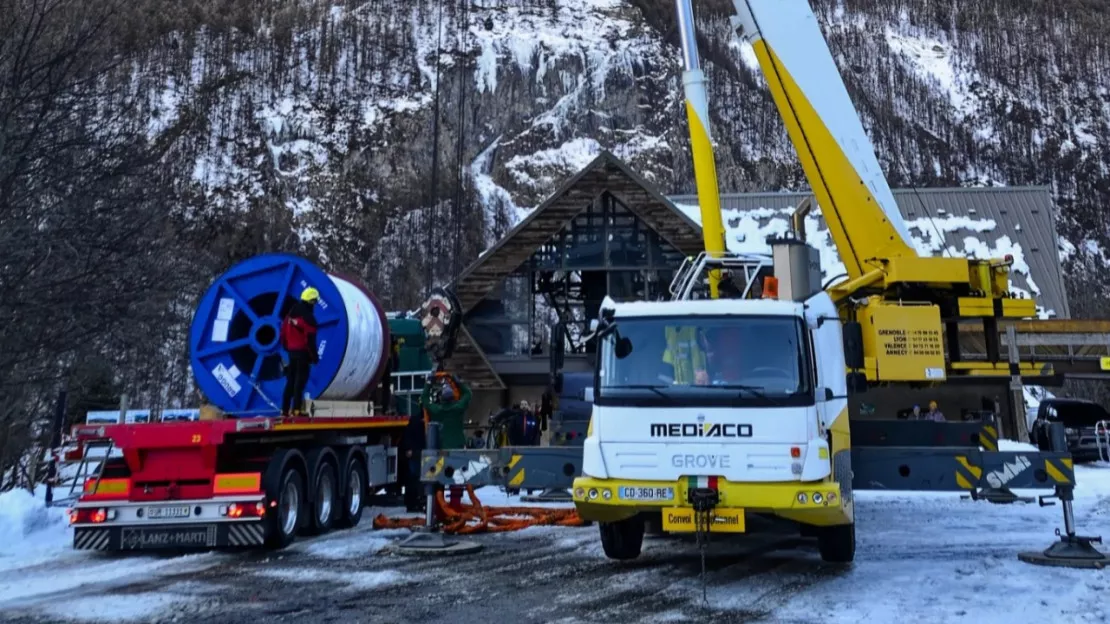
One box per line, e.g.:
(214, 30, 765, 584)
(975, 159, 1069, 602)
(572, 240, 858, 563)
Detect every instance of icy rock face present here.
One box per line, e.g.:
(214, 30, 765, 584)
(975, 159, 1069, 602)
(131, 0, 1110, 307)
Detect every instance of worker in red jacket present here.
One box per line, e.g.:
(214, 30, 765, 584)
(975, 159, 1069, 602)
(280, 287, 320, 417)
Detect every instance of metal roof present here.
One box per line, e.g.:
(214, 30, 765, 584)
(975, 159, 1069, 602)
(668, 187, 1069, 318)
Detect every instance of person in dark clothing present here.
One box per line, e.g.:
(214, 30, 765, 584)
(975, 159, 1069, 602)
(401, 410, 427, 512)
(280, 287, 320, 417)
(498, 401, 540, 447)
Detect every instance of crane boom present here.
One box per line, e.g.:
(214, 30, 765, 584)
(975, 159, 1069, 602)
(730, 0, 915, 279)
(675, 0, 727, 298)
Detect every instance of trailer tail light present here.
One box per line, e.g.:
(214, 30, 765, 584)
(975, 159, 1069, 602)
(213, 473, 262, 495)
(220, 502, 266, 518)
(790, 447, 801, 458)
(69, 507, 116, 524)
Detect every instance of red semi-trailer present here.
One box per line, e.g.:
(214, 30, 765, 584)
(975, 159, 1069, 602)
(67, 410, 406, 551)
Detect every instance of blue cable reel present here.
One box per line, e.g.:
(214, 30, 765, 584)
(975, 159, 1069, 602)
(188, 253, 390, 416)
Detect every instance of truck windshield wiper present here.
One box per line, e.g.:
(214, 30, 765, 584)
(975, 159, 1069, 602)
(715, 384, 785, 406)
(606, 384, 673, 400)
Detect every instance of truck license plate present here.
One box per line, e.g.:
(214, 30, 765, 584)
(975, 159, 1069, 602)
(618, 486, 674, 501)
(120, 526, 216, 550)
(146, 505, 192, 519)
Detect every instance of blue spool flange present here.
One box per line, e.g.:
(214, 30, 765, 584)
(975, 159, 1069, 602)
(188, 253, 390, 416)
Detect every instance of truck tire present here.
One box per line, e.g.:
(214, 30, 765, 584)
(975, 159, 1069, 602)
(265, 465, 305, 549)
(335, 452, 367, 529)
(817, 522, 855, 563)
(305, 448, 339, 535)
(599, 516, 644, 561)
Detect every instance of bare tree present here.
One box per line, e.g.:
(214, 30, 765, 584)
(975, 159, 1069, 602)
(0, 0, 198, 486)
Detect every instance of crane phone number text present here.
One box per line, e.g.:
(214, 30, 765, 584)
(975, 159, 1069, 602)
(618, 486, 675, 501)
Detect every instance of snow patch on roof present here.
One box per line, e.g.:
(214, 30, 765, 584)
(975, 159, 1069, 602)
(673, 199, 1052, 318)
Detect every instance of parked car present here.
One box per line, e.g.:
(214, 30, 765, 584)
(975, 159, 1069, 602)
(1029, 398, 1110, 463)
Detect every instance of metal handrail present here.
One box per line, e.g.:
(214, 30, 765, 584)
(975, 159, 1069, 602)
(1095, 420, 1110, 463)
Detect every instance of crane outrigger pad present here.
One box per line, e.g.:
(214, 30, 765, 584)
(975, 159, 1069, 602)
(390, 530, 483, 557)
(1018, 536, 1108, 570)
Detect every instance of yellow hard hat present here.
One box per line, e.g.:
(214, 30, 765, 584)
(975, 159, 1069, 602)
(301, 287, 320, 303)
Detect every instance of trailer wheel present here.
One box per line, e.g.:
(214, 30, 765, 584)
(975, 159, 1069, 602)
(265, 466, 305, 549)
(817, 522, 855, 563)
(307, 459, 339, 535)
(335, 454, 366, 529)
(599, 516, 644, 561)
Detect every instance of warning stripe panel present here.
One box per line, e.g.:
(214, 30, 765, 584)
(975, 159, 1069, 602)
(978, 425, 999, 451)
(73, 529, 111, 551)
(1044, 458, 1075, 485)
(507, 455, 525, 487)
(954, 455, 983, 490)
(227, 523, 265, 546)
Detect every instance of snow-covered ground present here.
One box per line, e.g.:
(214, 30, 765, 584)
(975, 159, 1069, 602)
(1, 458, 1109, 623)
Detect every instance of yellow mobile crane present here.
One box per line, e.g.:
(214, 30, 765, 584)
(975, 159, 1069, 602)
(683, 0, 1039, 385)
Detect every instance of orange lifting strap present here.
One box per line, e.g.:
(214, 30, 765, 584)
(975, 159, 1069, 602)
(372, 484, 585, 534)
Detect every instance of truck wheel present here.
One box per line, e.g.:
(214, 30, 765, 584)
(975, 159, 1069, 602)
(599, 516, 644, 561)
(265, 467, 305, 549)
(335, 455, 366, 529)
(307, 460, 339, 535)
(817, 522, 855, 563)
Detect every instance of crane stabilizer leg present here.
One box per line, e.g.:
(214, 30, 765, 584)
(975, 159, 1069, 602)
(675, 0, 726, 298)
(729, 0, 915, 279)
(391, 422, 483, 556)
(1019, 421, 1107, 569)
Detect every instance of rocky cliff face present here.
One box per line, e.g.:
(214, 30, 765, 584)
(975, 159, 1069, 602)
(132, 0, 1110, 312)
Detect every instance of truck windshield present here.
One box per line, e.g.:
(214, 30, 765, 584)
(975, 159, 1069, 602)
(597, 315, 813, 407)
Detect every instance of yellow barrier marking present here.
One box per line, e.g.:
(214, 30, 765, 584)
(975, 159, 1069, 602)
(509, 468, 526, 487)
(1063, 458, 1073, 470)
(955, 473, 974, 490)
(509, 454, 522, 469)
(955, 456, 983, 478)
(426, 457, 445, 477)
(1044, 460, 1072, 484)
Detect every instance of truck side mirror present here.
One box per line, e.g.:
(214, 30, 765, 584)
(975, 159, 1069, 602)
(842, 321, 864, 370)
(615, 336, 633, 359)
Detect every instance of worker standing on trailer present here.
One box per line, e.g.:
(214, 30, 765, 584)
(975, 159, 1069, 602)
(280, 287, 320, 417)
